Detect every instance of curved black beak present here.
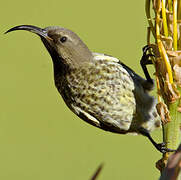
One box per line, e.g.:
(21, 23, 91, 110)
(5, 25, 61, 68)
(5, 25, 52, 41)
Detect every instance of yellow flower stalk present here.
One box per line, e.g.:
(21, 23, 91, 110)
(145, 0, 181, 172)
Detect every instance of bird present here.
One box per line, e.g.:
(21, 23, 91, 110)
(5, 25, 171, 153)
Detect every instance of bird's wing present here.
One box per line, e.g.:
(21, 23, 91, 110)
(92, 53, 160, 132)
(67, 53, 136, 133)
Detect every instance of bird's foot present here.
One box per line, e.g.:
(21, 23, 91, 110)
(142, 45, 155, 61)
(141, 45, 154, 66)
(154, 142, 175, 153)
(140, 45, 155, 89)
(139, 128, 175, 153)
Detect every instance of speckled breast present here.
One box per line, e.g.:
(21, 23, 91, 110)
(61, 57, 136, 132)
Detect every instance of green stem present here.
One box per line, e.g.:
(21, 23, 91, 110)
(164, 98, 181, 151)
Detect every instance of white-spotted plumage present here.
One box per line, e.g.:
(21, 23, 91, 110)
(58, 53, 160, 134)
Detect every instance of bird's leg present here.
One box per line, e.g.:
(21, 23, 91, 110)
(140, 45, 154, 85)
(140, 46, 175, 153)
(139, 128, 175, 153)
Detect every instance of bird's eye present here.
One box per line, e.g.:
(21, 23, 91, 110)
(60, 36, 67, 43)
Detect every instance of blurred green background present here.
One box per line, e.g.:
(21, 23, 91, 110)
(1, 0, 162, 179)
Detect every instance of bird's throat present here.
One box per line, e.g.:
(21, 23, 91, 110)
(40, 37, 68, 76)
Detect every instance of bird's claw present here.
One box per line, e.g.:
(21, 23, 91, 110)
(156, 142, 175, 153)
(142, 45, 154, 56)
(140, 45, 155, 85)
(141, 45, 155, 64)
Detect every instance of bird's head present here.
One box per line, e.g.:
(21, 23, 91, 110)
(5, 25, 93, 69)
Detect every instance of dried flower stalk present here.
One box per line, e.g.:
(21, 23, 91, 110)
(145, 0, 181, 172)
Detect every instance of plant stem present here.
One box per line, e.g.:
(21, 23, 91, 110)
(173, 0, 178, 51)
(164, 100, 181, 150)
(168, 0, 173, 11)
(162, 0, 169, 37)
(145, 0, 181, 171)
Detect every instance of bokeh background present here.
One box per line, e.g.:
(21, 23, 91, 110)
(1, 0, 162, 179)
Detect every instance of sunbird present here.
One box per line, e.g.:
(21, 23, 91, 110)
(6, 25, 172, 153)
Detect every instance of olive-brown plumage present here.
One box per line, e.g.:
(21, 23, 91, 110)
(6, 25, 172, 153)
